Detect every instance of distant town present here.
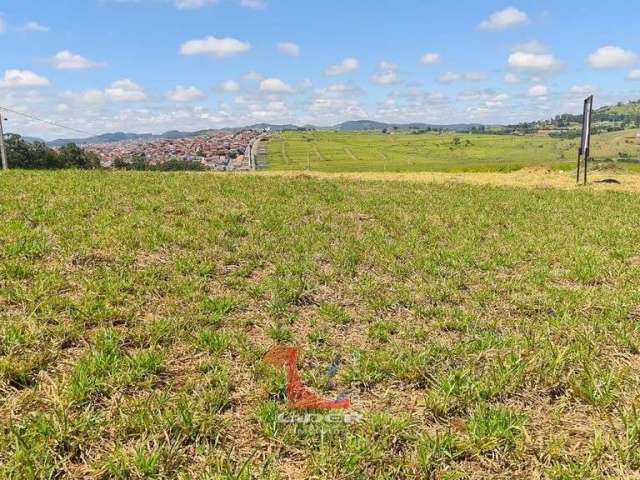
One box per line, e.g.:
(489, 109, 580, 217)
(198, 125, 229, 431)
(82, 129, 264, 171)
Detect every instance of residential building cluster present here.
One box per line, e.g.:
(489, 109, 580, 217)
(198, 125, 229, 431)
(83, 130, 262, 170)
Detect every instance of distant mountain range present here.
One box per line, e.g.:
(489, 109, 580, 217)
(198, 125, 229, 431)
(19, 99, 640, 147)
(37, 121, 486, 146)
(335, 120, 484, 132)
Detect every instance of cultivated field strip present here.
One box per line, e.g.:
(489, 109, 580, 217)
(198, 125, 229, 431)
(267, 130, 640, 173)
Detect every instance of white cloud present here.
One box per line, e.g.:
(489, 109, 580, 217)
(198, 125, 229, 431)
(512, 40, 548, 54)
(587, 46, 637, 70)
(319, 83, 362, 96)
(221, 80, 240, 92)
(508, 51, 561, 71)
(437, 71, 486, 83)
(465, 72, 488, 81)
(485, 93, 509, 108)
(243, 71, 263, 81)
(479, 7, 528, 30)
(167, 85, 205, 102)
(628, 69, 640, 80)
(300, 78, 313, 89)
(0, 70, 50, 88)
(259, 78, 293, 94)
(240, 0, 267, 8)
(174, 0, 218, 8)
(180, 36, 251, 58)
(438, 72, 461, 83)
(56, 103, 69, 113)
(105, 79, 146, 102)
(569, 84, 595, 95)
(67, 89, 106, 106)
(371, 62, 398, 85)
(49, 50, 102, 70)
(278, 42, 300, 57)
(22, 21, 49, 32)
(504, 73, 520, 83)
(528, 84, 548, 97)
(420, 52, 441, 65)
(324, 58, 360, 76)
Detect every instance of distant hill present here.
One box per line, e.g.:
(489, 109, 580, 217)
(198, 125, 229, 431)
(596, 100, 640, 120)
(336, 120, 484, 132)
(46, 125, 301, 146)
(43, 121, 486, 147)
(21, 135, 46, 144)
(510, 98, 640, 134)
(48, 132, 154, 147)
(245, 123, 301, 131)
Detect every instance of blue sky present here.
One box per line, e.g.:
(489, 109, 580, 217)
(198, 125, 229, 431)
(1, 0, 639, 139)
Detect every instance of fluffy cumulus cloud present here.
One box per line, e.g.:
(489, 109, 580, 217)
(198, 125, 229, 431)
(324, 58, 360, 76)
(22, 21, 49, 32)
(371, 62, 398, 85)
(259, 78, 293, 94)
(508, 51, 561, 71)
(174, 0, 217, 8)
(278, 42, 300, 57)
(221, 80, 241, 92)
(180, 36, 250, 58)
(479, 7, 528, 30)
(629, 69, 640, 80)
(49, 51, 102, 70)
(166, 85, 205, 102)
(587, 46, 637, 70)
(105, 79, 147, 102)
(306, 82, 365, 119)
(420, 53, 441, 65)
(0, 70, 50, 88)
(528, 84, 548, 97)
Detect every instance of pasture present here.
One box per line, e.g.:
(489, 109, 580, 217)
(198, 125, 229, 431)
(265, 130, 640, 173)
(2, 170, 640, 479)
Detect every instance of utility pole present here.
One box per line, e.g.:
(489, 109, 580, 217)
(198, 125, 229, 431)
(0, 109, 7, 170)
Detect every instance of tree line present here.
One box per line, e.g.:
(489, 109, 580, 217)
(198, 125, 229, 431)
(3, 134, 205, 171)
(4, 134, 101, 169)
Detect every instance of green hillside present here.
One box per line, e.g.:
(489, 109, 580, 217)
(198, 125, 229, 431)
(597, 100, 640, 117)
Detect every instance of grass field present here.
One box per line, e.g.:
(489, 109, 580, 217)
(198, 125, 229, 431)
(2, 171, 640, 479)
(266, 130, 640, 173)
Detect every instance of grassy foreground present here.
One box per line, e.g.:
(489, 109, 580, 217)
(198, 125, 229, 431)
(2, 170, 640, 479)
(266, 130, 640, 173)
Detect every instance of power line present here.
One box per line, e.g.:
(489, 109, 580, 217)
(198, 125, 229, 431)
(0, 105, 94, 137)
